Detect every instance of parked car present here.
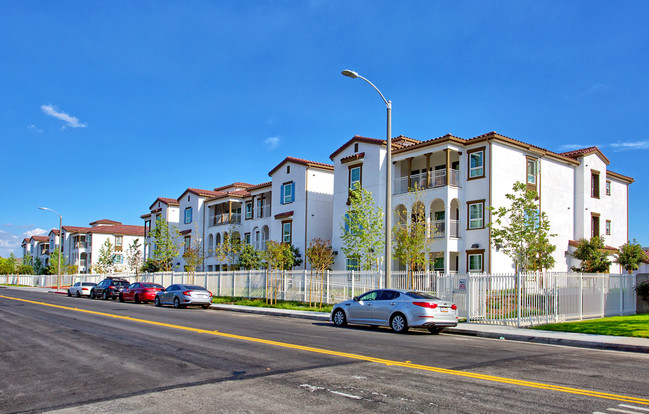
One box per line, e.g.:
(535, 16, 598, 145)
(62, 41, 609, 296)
(331, 289, 458, 334)
(89, 277, 131, 300)
(120, 282, 164, 304)
(154, 284, 213, 309)
(67, 282, 97, 297)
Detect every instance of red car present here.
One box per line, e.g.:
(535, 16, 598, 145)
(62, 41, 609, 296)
(119, 282, 164, 304)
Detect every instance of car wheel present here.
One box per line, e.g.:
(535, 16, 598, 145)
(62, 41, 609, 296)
(119, 293, 124, 302)
(89, 290, 95, 299)
(76, 291, 81, 298)
(173, 297, 181, 309)
(427, 327, 445, 334)
(332, 309, 347, 327)
(134, 294, 140, 304)
(154, 296, 161, 307)
(67, 289, 72, 297)
(102, 291, 109, 300)
(390, 313, 409, 334)
(201, 304, 210, 309)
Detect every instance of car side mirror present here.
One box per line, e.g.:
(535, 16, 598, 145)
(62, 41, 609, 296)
(353, 296, 359, 302)
(160, 288, 165, 292)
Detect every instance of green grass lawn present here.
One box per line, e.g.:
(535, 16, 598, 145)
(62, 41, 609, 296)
(212, 296, 334, 313)
(529, 314, 649, 338)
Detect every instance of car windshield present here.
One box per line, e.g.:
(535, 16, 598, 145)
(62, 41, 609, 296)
(183, 285, 207, 290)
(82, 283, 96, 286)
(405, 291, 440, 300)
(142, 283, 162, 288)
(114, 281, 130, 286)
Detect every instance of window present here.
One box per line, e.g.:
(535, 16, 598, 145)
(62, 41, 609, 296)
(281, 182, 295, 204)
(244, 233, 251, 244)
(346, 257, 360, 271)
(527, 158, 538, 185)
(287, 165, 290, 174)
(245, 202, 253, 219)
(431, 256, 444, 272)
(282, 221, 292, 244)
(605, 220, 611, 236)
(591, 214, 600, 238)
(115, 236, 122, 248)
(606, 180, 611, 196)
(468, 253, 483, 273)
(354, 143, 359, 152)
(591, 171, 600, 198)
(468, 148, 485, 179)
(349, 165, 362, 190)
(184, 207, 193, 224)
(114, 254, 123, 264)
(257, 198, 264, 217)
(184, 236, 191, 253)
(467, 201, 484, 229)
(358, 291, 379, 301)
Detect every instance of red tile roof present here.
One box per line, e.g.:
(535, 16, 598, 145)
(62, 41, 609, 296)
(268, 156, 334, 176)
(149, 197, 179, 210)
(340, 152, 365, 164)
(329, 135, 387, 160)
(48, 229, 60, 236)
(62, 225, 91, 234)
(274, 211, 294, 220)
(568, 240, 618, 252)
(207, 189, 251, 201)
(179, 188, 225, 200)
(247, 181, 272, 191)
(559, 146, 611, 165)
(87, 224, 145, 237)
(90, 219, 122, 226)
(213, 182, 256, 192)
(31, 236, 50, 242)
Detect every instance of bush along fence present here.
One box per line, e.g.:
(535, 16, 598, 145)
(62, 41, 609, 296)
(0, 270, 637, 327)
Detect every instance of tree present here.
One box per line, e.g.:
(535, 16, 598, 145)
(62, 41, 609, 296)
(215, 227, 242, 271)
(341, 187, 385, 271)
(126, 238, 143, 278)
(19, 253, 34, 275)
(305, 238, 335, 307)
(570, 236, 612, 273)
(282, 245, 302, 270)
(392, 187, 430, 288)
(0, 256, 16, 274)
(47, 248, 69, 276)
(488, 181, 556, 273)
(182, 237, 204, 283)
(150, 216, 181, 271)
(95, 239, 116, 274)
(615, 239, 648, 274)
(238, 244, 263, 270)
(263, 241, 294, 304)
(33, 256, 45, 275)
(141, 258, 161, 273)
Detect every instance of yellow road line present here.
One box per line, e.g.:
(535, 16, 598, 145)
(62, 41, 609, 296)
(3, 294, 648, 405)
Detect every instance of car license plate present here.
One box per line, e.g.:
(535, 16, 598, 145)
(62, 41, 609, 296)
(440, 307, 448, 312)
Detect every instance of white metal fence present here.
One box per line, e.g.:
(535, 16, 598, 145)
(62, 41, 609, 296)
(0, 270, 637, 326)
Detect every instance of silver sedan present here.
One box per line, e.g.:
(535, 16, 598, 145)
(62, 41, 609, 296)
(67, 282, 97, 297)
(331, 289, 458, 334)
(154, 284, 213, 309)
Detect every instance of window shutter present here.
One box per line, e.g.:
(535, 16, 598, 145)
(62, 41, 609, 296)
(281, 186, 285, 205)
(291, 182, 295, 203)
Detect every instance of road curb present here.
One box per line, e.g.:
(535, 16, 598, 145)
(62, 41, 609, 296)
(443, 327, 649, 354)
(212, 304, 331, 321)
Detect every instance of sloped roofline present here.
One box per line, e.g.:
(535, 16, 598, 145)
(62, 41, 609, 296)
(268, 156, 334, 177)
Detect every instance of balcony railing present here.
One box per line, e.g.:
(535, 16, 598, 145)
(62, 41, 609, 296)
(393, 169, 460, 195)
(431, 219, 460, 239)
(209, 213, 242, 227)
(255, 205, 271, 219)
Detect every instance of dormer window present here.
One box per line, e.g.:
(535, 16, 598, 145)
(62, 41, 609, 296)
(287, 165, 290, 174)
(354, 143, 359, 152)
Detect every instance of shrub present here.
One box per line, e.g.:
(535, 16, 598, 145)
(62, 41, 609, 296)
(636, 280, 649, 303)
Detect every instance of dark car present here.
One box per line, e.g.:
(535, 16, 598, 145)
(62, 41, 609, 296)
(89, 277, 131, 300)
(120, 282, 164, 304)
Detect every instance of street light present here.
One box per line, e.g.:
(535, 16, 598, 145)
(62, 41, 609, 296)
(341, 69, 392, 288)
(39, 207, 62, 291)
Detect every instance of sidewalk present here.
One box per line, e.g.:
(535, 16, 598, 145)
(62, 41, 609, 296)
(211, 303, 649, 354)
(4, 286, 648, 354)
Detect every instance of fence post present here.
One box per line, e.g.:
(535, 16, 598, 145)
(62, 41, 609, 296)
(248, 269, 251, 299)
(620, 274, 624, 315)
(303, 269, 307, 302)
(517, 272, 522, 328)
(466, 273, 471, 322)
(283, 270, 287, 301)
(232, 271, 236, 297)
(601, 274, 606, 318)
(579, 273, 583, 320)
(351, 270, 355, 299)
(218, 269, 222, 297)
(326, 270, 330, 304)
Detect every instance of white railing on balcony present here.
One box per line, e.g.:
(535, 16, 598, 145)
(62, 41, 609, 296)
(209, 213, 242, 227)
(393, 169, 461, 195)
(255, 205, 271, 219)
(430, 219, 460, 238)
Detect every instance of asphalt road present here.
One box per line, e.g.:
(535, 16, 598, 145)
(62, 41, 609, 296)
(1, 287, 648, 414)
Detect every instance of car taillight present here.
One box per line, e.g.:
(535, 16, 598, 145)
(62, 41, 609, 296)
(451, 304, 457, 310)
(183, 290, 193, 296)
(109, 286, 115, 289)
(413, 302, 437, 309)
(208, 291, 212, 296)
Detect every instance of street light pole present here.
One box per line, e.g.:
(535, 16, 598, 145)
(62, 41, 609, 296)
(39, 207, 62, 290)
(341, 70, 392, 288)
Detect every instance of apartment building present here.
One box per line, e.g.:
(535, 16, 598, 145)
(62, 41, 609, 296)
(21, 235, 51, 266)
(141, 197, 180, 261)
(330, 132, 633, 274)
(60, 219, 145, 273)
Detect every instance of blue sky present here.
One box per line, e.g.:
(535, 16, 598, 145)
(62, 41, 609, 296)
(2, 1, 648, 257)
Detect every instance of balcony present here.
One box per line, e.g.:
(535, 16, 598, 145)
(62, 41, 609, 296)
(209, 213, 242, 227)
(431, 219, 460, 239)
(393, 169, 460, 195)
(255, 205, 271, 219)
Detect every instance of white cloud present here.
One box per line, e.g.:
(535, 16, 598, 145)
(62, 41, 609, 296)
(41, 104, 87, 128)
(264, 136, 280, 150)
(27, 124, 43, 133)
(22, 228, 48, 238)
(0, 230, 19, 249)
(609, 141, 649, 152)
